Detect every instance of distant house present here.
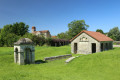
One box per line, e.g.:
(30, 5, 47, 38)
(31, 26, 51, 38)
(71, 30, 113, 54)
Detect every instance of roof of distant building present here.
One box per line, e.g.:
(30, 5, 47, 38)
(51, 36, 57, 38)
(33, 30, 49, 33)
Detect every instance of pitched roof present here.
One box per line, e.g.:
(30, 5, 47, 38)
(51, 36, 57, 38)
(14, 38, 34, 45)
(33, 30, 49, 33)
(71, 30, 114, 42)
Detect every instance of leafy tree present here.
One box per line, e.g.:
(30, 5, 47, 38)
(0, 28, 2, 33)
(57, 31, 71, 40)
(3, 33, 20, 47)
(1, 22, 29, 36)
(22, 33, 34, 40)
(68, 20, 89, 39)
(45, 38, 52, 46)
(57, 32, 66, 39)
(108, 27, 120, 41)
(96, 29, 104, 34)
(0, 22, 29, 47)
(0, 35, 4, 46)
(22, 33, 45, 46)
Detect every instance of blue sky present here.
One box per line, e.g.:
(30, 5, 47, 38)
(0, 0, 120, 35)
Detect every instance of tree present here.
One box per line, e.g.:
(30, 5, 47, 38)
(108, 27, 120, 41)
(0, 22, 29, 47)
(96, 29, 104, 34)
(0, 28, 2, 33)
(22, 33, 45, 46)
(1, 22, 29, 36)
(11, 22, 29, 36)
(22, 33, 34, 40)
(0, 35, 4, 46)
(3, 33, 20, 47)
(68, 20, 89, 39)
(57, 31, 71, 40)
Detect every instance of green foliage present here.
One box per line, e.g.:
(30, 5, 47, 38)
(0, 33, 20, 47)
(0, 22, 29, 47)
(108, 27, 120, 41)
(22, 33, 34, 40)
(0, 35, 4, 47)
(57, 20, 89, 40)
(45, 38, 53, 46)
(1, 22, 29, 36)
(68, 20, 89, 39)
(96, 29, 104, 34)
(57, 31, 71, 40)
(110, 35, 116, 40)
(4, 33, 20, 47)
(12, 22, 29, 36)
(22, 33, 45, 46)
(0, 46, 120, 80)
(0, 28, 2, 33)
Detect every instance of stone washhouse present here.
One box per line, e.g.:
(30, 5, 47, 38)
(71, 30, 113, 54)
(14, 38, 35, 65)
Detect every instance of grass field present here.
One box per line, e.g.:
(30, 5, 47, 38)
(0, 45, 120, 80)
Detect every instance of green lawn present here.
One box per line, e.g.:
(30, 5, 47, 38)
(0, 46, 120, 80)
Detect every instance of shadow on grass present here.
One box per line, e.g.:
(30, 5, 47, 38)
(35, 60, 47, 64)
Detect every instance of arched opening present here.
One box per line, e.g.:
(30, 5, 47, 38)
(15, 48, 19, 63)
(24, 48, 32, 64)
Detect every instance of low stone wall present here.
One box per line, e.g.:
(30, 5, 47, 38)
(44, 54, 72, 61)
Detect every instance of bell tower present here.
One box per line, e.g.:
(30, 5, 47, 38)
(32, 26, 36, 33)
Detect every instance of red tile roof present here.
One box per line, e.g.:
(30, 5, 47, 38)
(71, 30, 114, 42)
(33, 30, 49, 33)
(51, 36, 57, 38)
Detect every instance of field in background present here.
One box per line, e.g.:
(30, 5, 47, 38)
(0, 46, 120, 80)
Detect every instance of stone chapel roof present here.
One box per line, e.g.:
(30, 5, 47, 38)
(71, 30, 114, 42)
(14, 38, 33, 45)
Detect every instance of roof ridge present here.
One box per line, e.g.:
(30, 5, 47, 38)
(71, 30, 113, 42)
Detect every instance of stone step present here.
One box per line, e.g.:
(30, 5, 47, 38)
(65, 57, 75, 63)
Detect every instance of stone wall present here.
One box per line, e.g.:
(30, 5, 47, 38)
(71, 33, 100, 54)
(71, 33, 113, 54)
(14, 44, 35, 65)
(44, 54, 72, 61)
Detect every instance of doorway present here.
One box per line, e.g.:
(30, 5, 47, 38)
(92, 43, 96, 53)
(101, 43, 103, 51)
(15, 48, 18, 63)
(74, 43, 77, 54)
(24, 48, 32, 64)
(105, 43, 108, 50)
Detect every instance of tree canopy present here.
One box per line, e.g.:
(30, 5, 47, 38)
(57, 31, 71, 40)
(108, 27, 120, 41)
(0, 22, 29, 46)
(68, 20, 89, 39)
(1, 22, 29, 36)
(96, 29, 104, 34)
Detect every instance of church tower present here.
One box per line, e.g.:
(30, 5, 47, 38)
(32, 26, 36, 33)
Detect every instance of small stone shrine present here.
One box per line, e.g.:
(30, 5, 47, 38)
(14, 38, 35, 65)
